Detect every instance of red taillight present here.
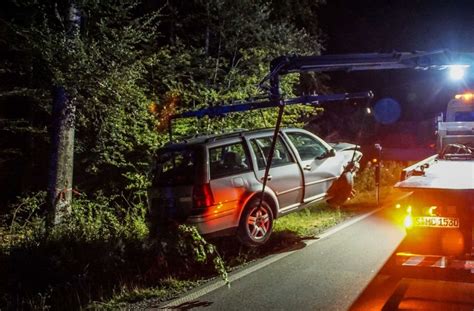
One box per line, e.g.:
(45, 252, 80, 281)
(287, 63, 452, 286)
(193, 183, 214, 208)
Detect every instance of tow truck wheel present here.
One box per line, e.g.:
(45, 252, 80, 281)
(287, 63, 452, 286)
(327, 172, 354, 208)
(238, 198, 274, 247)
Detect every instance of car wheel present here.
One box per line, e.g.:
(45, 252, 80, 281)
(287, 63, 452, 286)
(326, 172, 354, 208)
(237, 198, 274, 247)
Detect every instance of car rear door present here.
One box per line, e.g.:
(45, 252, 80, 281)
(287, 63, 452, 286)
(248, 134, 304, 212)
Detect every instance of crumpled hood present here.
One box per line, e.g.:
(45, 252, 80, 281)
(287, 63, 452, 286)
(329, 142, 360, 152)
(329, 142, 363, 163)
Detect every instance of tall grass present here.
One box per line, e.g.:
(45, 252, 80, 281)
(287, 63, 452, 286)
(0, 193, 225, 310)
(273, 203, 348, 236)
(348, 160, 409, 207)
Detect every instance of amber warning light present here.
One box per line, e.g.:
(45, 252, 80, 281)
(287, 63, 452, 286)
(454, 92, 474, 101)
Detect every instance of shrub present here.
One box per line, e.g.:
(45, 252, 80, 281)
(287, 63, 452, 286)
(355, 160, 407, 193)
(0, 192, 226, 310)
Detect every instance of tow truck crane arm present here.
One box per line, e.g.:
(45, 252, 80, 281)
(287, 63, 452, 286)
(265, 50, 474, 97)
(170, 50, 474, 126)
(170, 91, 372, 120)
(269, 50, 474, 75)
(170, 49, 474, 211)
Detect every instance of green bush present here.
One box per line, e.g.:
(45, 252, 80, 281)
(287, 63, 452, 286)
(1, 191, 148, 247)
(355, 161, 407, 193)
(65, 194, 148, 242)
(1, 191, 48, 247)
(0, 192, 226, 310)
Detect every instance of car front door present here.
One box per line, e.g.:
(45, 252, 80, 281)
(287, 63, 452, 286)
(249, 135, 304, 212)
(285, 131, 339, 203)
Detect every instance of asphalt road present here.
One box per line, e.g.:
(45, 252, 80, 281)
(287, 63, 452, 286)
(351, 214, 474, 310)
(162, 207, 407, 310)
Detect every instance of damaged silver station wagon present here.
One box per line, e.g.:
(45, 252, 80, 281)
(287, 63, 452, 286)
(149, 128, 362, 247)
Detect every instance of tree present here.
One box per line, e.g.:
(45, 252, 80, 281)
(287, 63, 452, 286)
(47, 2, 81, 225)
(148, 0, 325, 136)
(1, 0, 161, 218)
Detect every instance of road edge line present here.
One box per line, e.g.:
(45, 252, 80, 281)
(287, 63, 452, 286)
(160, 248, 301, 309)
(306, 205, 385, 245)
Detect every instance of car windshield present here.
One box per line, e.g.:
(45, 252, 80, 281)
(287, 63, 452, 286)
(153, 148, 197, 186)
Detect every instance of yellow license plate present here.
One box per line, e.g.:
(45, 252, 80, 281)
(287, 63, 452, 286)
(414, 216, 459, 228)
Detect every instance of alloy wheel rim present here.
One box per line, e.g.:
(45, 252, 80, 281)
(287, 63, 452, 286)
(247, 206, 270, 240)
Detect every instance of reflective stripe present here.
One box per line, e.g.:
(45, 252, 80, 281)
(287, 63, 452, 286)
(397, 253, 474, 271)
(403, 256, 425, 266)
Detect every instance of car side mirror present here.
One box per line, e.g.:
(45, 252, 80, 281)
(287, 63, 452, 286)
(316, 148, 336, 160)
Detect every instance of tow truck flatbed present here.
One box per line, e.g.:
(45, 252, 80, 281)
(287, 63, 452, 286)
(396, 158, 474, 190)
(392, 92, 474, 282)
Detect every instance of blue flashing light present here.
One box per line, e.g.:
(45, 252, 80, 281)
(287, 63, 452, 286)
(449, 65, 467, 81)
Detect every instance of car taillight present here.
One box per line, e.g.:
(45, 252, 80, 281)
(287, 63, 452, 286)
(193, 183, 214, 208)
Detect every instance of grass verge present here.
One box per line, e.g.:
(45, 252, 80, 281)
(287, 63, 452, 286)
(90, 278, 199, 310)
(273, 203, 351, 237)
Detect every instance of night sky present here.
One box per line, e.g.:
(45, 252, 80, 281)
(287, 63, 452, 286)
(319, 0, 474, 121)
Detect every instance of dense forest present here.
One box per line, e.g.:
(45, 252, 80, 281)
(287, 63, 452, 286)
(0, 0, 327, 211)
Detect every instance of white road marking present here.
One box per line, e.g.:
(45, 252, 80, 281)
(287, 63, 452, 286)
(307, 206, 385, 245)
(160, 206, 386, 309)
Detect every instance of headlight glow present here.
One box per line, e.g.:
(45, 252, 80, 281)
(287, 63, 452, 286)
(404, 215, 413, 228)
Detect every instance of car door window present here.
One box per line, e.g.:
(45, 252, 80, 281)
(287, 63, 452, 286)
(286, 132, 328, 161)
(250, 136, 294, 170)
(209, 142, 251, 179)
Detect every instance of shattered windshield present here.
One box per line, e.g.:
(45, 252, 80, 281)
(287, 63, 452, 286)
(440, 143, 474, 160)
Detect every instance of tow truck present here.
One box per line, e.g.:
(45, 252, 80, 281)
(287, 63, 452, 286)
(394, 92, 474, 279)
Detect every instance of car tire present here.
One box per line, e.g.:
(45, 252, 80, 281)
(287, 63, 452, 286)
(326, 172, 354, 208)
(237, 197, 274, 247)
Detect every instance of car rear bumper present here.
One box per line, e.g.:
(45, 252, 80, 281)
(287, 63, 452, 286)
(186, 209, 239, 235)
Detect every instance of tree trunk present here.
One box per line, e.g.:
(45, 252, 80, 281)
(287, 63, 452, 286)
(205, 2, 210, 56)
(48, 87, 76, 225)
(47, 2, 80, 225)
